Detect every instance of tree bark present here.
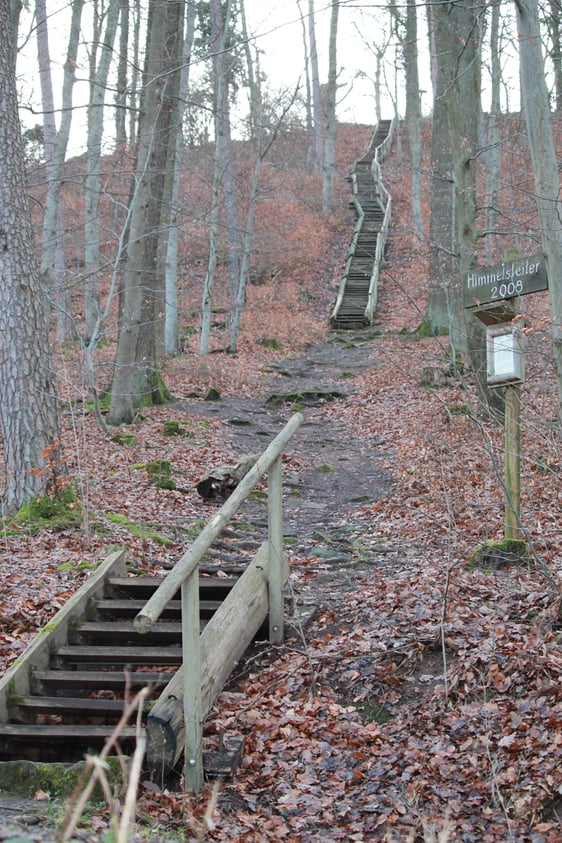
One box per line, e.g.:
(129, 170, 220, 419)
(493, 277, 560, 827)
(200, 0, 239, 356)
(432, 2, 490, 390)
(84, 0, 120, 344)
(165, 0, 196, 356)
(0, 0, 64, 512)
(390, 0, 422, 238)
(425, 0, 455, 335)
(322, 0, 339, 215)
(308, 0, 323, 172)
(515, 0, 562, 411)
(115, 0, 130, 146)
(108, 0, 185, 424)
(37, 0, 84, 344)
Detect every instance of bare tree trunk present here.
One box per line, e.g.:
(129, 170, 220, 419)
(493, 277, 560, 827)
(433, 1, 484, 370)
(36, 0, 71, 343)
(84, 0, 120, 344)
(129, 0, 142, 148)
(108, 0, 185, 424)
(115, 0, 129, 146)
(547, 0, 562, 111)
(515, 0, 562, 411)
(239, 0, 261, 142)
(485, 0, 502, 264)
(0, 0, 63, 513)
(9, 0, 21, 48)
(37, 0, 84, 343)
(425, 0, 455, 336)
(322, 0, 339, 215)
(404, 0, 422, 238)
(201, 0, 240, 355)
(296, 0, 315, 173)
(308, 0, 323, 172)
(389, 0, 422, 238)
(165, 0, 196, 356)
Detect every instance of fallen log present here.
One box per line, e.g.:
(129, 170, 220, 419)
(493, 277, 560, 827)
(196, 453, 258, 500)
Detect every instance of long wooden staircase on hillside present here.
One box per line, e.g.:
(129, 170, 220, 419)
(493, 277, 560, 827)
(330, 119, 394, 329)
(0, 414, 303, 788)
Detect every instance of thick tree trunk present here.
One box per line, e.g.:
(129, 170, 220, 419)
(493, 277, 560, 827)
(0, 0, 63, 512)
(515, 0, 562, 411)
(432, 2, 490, 396)
(201, 0, 239, 356)
(108, 0, 185, 424)
(425, 0, 455, 335)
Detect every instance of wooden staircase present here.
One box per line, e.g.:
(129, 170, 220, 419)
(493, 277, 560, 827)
(0, 550, 240, 767)
(330, 119, 394, 329)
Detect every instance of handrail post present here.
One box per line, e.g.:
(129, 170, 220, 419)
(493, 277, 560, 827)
(268, 454, 284, 644)
(182, 568, 203, 792)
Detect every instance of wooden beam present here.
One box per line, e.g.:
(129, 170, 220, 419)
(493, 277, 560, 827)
(147, 544, 281, 776)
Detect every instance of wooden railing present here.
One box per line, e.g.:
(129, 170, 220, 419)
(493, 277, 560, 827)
(134, 412, 304, 791)
(330, 119, 394, 328)
(365, 120, 394, 323)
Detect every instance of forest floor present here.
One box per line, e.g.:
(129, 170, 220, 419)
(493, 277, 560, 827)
(1, 124, 561, 841)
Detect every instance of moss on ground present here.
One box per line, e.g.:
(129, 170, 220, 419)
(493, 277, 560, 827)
(10, 487, 82, 533)
(105, 513, 175, 546)
(469, 538, 531, 570)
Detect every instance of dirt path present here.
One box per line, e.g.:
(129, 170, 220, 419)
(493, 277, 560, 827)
(182, 331, 394, 551)
(177, 332, 404, 617)
(0, 332, 400, 840)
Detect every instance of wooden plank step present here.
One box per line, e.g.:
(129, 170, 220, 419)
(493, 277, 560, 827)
(75, 621, 184, 644)
(32, 669, 175, 693)
(0, 724, 138, 740)
(93, 598, 221, 619)
(8, 695, 139, 719)
(53, 646, 183, 665)
(107, 576, 237, 600)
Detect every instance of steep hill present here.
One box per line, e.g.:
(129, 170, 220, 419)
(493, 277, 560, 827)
(0, 120, 561, 841)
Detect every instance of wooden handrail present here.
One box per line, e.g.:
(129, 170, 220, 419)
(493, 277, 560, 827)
(134, 411, 304, 792)
(330, 119, 394, 328)
(133, 412, 303, 633)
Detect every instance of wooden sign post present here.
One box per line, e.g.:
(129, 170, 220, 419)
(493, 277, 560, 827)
(504, 380, 522, 540)
(464, 251, 548, 542)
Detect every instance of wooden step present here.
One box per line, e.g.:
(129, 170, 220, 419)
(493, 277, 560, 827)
(74, 621, 185, 644)
(8, 695, 140, 721)
(93, 598, 221, 619)
(53, 645, 183, 666)
(0, 724, 138, 740)
(32, 669, 175, 694)
(0, 723, 138, 762)
(107, 575, 237, 600)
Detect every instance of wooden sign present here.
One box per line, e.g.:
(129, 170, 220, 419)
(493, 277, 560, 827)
(463, 253, 548, 308)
